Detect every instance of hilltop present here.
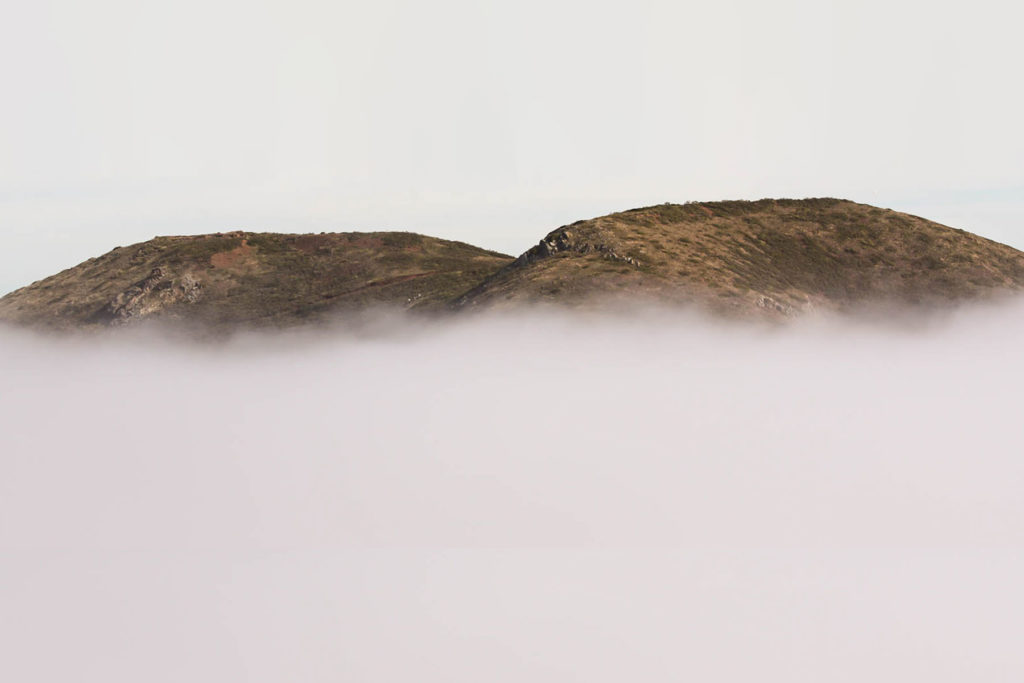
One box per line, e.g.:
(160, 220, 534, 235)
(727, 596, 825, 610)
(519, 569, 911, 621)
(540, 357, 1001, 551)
(454, 198, 1024, 317)
(0, 231, 512, 331)
(2, 199, 1023, 331)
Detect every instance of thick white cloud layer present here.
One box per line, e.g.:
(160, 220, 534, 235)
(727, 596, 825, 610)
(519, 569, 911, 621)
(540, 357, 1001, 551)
(2, 308, 1023, 680)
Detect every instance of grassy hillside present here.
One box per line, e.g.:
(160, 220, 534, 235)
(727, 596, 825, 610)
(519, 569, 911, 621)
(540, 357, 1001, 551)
(453, 199, 1024, 317)
(0, 231, 512, 331)
(4, 199, 1022, 331)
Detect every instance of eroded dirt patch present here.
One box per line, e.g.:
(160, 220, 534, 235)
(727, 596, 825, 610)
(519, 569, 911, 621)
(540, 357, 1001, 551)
(211, 239, 254, 269)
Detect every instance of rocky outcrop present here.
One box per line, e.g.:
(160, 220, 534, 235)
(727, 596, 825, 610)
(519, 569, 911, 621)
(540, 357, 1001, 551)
(755, 295, 797, 317)
(92, 268, 203, 325)
(517, 228, 641, 268)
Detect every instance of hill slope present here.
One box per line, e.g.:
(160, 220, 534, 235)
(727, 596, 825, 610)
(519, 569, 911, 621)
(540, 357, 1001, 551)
(0, 231, 512, 330)
(3, 199, 1023, 331)
(453, 199, 1024, 317)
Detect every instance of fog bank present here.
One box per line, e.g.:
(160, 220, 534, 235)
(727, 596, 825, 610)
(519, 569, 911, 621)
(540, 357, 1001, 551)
(2, 307, 1023, 680)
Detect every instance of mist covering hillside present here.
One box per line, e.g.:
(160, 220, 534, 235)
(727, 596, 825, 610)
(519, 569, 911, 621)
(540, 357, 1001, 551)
(2, 306, 1023, 681)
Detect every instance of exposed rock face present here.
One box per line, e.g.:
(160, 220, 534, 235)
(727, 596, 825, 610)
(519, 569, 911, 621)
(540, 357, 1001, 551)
(178, 274, 203, 304)
(100, 267, 166, 322)
(519, 229, 642, 268)
(92, 268, 204, 325)
(755, 295, 796, 317)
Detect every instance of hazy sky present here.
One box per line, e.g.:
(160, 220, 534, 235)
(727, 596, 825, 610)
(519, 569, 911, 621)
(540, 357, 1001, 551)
(1, 0, 1022, 294)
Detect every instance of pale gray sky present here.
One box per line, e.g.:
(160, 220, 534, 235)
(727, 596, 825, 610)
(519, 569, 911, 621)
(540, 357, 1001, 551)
(1, 0, 1021, 294)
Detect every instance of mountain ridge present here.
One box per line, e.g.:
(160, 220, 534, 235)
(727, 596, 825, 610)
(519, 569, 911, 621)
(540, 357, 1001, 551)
(453, 198, 1024, 317)
(3, 198, 1023, 331)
